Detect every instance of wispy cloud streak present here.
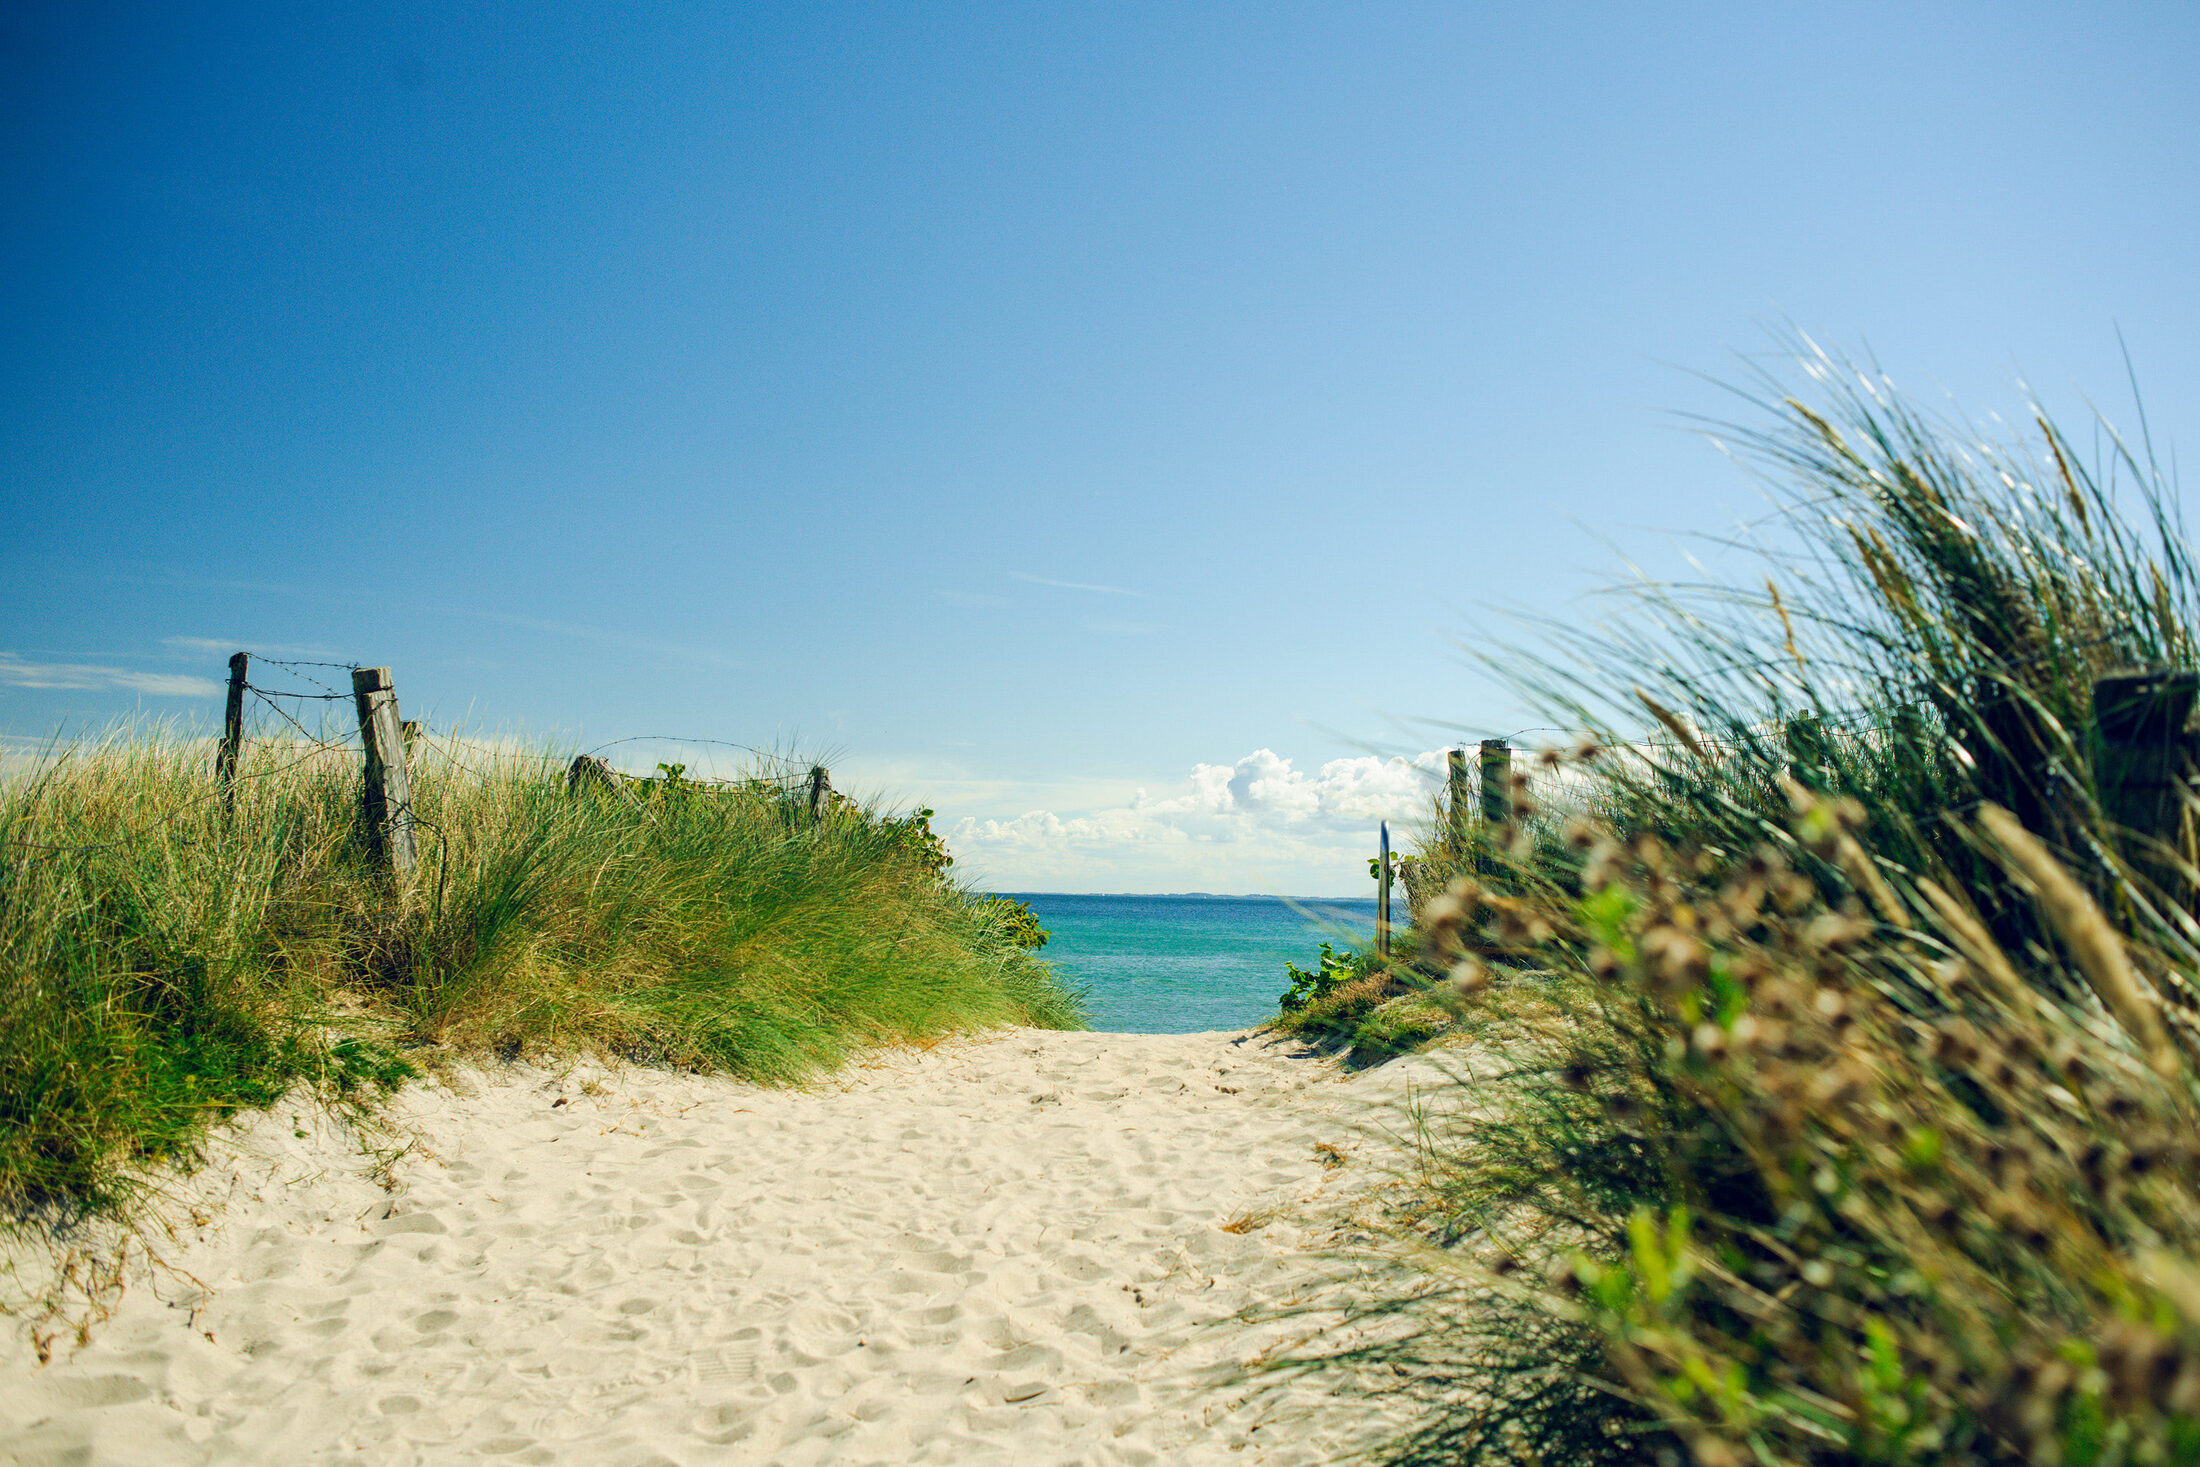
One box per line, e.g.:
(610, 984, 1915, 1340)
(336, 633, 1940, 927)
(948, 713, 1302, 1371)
(1010, 571, 1145, 598)
(161, 636, 344, 660)
(0, 653, 221, 697)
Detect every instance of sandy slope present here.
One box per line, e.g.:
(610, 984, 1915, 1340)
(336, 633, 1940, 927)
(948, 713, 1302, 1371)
(3, 1029, 1435, 1466)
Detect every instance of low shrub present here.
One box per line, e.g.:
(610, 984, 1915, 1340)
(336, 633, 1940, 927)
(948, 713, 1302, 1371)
(1279, 940, 1373, 1016)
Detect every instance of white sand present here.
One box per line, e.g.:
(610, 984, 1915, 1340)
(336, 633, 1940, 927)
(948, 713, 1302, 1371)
(3, 1029, 1440, 1466)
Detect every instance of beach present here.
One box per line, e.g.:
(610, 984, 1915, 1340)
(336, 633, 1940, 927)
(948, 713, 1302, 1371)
(3, 1029, 1430, 1466)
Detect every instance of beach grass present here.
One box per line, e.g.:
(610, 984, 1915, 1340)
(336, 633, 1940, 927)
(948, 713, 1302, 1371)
(1283, 343, 2200, 1465)
(0, 737, 1081, 1219)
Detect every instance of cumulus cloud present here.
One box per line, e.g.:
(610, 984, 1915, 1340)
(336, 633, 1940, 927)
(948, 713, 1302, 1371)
(0, 653, 220, 698)
(946, 748, 1448, 894)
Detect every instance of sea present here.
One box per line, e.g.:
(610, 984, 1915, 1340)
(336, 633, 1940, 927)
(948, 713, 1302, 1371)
(1001, 892, 1378, 1035)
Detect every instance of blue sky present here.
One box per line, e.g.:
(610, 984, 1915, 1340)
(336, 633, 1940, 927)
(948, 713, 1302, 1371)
(7, 2, 2199, 893)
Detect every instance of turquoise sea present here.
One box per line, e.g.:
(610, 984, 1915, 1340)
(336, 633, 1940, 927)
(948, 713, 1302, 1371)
(1003, 892, 1379, 1034)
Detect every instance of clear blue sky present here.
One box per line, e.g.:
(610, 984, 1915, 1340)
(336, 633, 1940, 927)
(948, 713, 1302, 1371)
(7, 2, 2199, 892)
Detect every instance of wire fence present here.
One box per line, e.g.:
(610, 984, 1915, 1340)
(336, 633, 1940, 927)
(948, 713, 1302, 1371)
(14, 645, 2133, 868)
(3, 652, 833, 865)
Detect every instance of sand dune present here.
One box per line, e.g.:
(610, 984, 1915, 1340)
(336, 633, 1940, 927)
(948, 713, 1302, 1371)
(3, 1029, 1435, 1466)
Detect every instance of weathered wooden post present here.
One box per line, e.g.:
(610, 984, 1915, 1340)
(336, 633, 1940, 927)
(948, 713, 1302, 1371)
(1446, 747, 1471, 858)
(1376, 820, 1393, 958)
(567, 754, 620, 796)
(351, 667, 419, 877)
(1478, 738, 1512, 874)
(2092, 668, 2198, 907)
(1784, 713, 1832, 792)
(218, 652, 248, 812)
(1478, 739, 1511, 825)
(807, 764, 832, 823)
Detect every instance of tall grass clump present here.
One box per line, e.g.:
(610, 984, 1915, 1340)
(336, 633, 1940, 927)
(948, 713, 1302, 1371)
(1294, 343, 2200, 1465)
(0, 738, 1079, 1219)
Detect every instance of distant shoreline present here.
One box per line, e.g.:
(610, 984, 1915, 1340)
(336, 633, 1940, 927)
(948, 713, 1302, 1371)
(996, 890, 1373, 903)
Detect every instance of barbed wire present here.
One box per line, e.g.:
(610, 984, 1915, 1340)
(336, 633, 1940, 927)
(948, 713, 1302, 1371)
(247, 687, 358, 749)
(6, 656, 811, 867)
(409, 727, 498, 783)
(247, 655, 358, 699)
(251, 656, 360, 675)
(581, 733, 785, 764)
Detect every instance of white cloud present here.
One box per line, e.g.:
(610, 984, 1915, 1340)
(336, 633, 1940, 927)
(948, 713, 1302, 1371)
(944, 748, 1449, 895)
(0, 653, 221, 698)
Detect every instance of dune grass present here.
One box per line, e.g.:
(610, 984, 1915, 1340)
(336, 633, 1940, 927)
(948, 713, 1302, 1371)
(1280, 343, 2200, 1465)
(0, 737, 1080, 1219)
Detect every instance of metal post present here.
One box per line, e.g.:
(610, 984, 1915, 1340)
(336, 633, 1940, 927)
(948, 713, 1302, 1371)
(1376, 820, 1393, 958)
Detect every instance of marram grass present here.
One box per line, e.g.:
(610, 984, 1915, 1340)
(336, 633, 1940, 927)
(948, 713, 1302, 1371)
(1264, 345, 2200, 1467)
(0, 737, 1081, 1218)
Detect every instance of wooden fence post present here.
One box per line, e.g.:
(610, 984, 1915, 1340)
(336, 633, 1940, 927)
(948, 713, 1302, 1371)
(2092, 668, 2199, 906)
(1478, 739, 1511, 825)
(1376, 819, 1393, 958)
(1478, 738, 1512, 874)
(567, 754, 620, 796)
(1446, 748, 1471, 857)
(351, 667, 419, 877)
(1784, 713, 1832, 792)
(807, 764, 832, 822)
(218, 652, 248, 812)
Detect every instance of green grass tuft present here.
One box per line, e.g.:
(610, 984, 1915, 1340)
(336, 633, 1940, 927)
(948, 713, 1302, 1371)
(1271, 342, 2200, 1466)
(0, 739, 1080, 1220)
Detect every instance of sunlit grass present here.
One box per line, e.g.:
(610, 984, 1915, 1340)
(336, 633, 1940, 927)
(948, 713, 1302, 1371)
(1273, 342, 2200, 1465)
(0, 736, 1081, 1218)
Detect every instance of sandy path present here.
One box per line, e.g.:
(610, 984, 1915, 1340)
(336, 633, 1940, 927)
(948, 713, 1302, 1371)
(3, 1029, 1429, 1466)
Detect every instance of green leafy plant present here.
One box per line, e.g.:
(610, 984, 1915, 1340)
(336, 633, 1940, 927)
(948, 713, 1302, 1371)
(879, 805, 954, 881)
(976, 895, 1050, 951)
(1279, 940, 1368, 1013)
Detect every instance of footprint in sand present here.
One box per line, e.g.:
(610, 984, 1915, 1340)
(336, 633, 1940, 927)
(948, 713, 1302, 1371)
(3, 1030, 1423, 1466)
